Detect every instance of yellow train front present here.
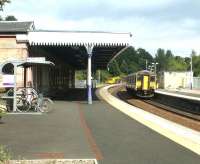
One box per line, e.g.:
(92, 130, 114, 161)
(125, 70, 157, 98)
(105, 76, 121, 84)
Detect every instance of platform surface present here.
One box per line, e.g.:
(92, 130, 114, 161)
(156, 88, 200, 99)
(0, 89, 200, 163)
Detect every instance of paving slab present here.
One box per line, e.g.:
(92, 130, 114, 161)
(0, 101, 94, 160)
(80, 91, 200, 164)
(0, 89, 200, 164)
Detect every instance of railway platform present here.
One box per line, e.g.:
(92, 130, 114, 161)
(0, 88, 200, 163)
(156, 88, 200, 101)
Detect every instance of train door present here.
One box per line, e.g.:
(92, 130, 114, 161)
(142, 75, 149, 90)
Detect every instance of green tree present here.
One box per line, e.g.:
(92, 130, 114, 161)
(100, 70, 112, 82)
(5, 15, 17, 21)
(172, 56, 187, 71)
(107, 47, 154, 76)
(136, 48, 153, 70)
(191, 50, 200, 76)
(155, 48, 167, 71)
(75, 70, 86, 80)
(0, 1, 15, 22)
(166, 50, 173, 59)
(184, 57, 191, 70)
(120, 60, 129, 74)
(0, 0, 10, 11)
(108, 59, 121, 76)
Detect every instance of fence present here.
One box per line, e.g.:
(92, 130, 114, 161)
(193, 77, 200, 89)
(75, 80, 97, 88)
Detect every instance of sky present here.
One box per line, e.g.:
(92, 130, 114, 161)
(1, 0, 200, 57)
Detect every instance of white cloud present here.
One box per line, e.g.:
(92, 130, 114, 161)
(1, 0, 200, 56)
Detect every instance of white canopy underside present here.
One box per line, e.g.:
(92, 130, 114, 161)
(17, 31, 132, 46)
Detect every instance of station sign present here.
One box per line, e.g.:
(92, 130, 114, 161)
(2, 75, 14, 87)
(26, 57, 46, 63)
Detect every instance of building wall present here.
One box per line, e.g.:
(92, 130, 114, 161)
(0, 35, 28, 87)
(158, 71, 192, 89)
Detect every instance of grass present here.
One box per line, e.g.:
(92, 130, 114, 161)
(0, 146, 11, 163)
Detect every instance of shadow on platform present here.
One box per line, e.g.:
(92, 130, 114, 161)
(50, 88, 99, 101)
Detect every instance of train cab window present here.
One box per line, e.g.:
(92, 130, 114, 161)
(137, 75, 142, 81)
(150, 76, 156, 81)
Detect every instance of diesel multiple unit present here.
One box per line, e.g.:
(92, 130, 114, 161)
(125, 70, 157, 98)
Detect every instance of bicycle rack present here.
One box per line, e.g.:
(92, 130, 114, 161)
(0, 57, 54, 112)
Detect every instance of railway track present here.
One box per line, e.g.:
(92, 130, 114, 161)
(109, 85, 200, 132)
(143, 99, 200, 121)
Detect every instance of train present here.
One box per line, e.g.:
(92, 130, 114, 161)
(105, 76, 121, 84)
(125, 70, 157, 98)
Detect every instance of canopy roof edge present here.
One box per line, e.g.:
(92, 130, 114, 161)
(16, 31, 132, 47)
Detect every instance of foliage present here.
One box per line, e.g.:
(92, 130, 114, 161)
(75, 47, 200, 83)
(0, 0, 10, 11)
(155, 48, 168, 71)
(75, 70, 87, 80)
(108, 47, 153, 76)
(192, 53, 200, 76)
(0, 146, 11, 163)
(5, 15, 17, 21)
(98, 70, 112, 82)
(155, 48, 189, 72)
(0, 0, 17, 21)
(0, 15, 17, 21)
(107, 48, 200, 78)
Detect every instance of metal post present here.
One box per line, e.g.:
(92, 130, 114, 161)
(98, 70, 101, 84)
(24, 67, 27, 88)
(146, 60, 148, 70)
(86, 45, 93, 104)
(190, 55, 193, 90)
(13, 64, 17, 112)
(87, 55, 92, 104)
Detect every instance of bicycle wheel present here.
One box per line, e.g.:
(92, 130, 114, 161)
(15, 88, 31, 112)
(16, 97, 31, 112)
(39, 98, 53, 113)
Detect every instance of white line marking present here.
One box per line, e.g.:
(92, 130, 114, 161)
(155, 90, 200, 101)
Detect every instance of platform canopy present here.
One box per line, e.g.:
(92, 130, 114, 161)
(17, 30, 132, 69)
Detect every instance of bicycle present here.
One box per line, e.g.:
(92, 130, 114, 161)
(0, 104, 6, 120)
(36, 94, 53, 113)
(16, 88, 53, 113)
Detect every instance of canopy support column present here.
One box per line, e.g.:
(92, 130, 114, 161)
(13, 64, 17, 112)
(24, 67, 27, 88)
(85, 45, 94, 104)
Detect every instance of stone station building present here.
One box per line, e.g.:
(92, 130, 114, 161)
(0, 21, 132, 104)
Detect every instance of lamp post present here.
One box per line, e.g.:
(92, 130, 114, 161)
(190, 54, 193, 90)
(148, 65, 153, 72)
(146, 60, 148, 70)
(152, 62, 158, 74)
(148, 65, 151, 71)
